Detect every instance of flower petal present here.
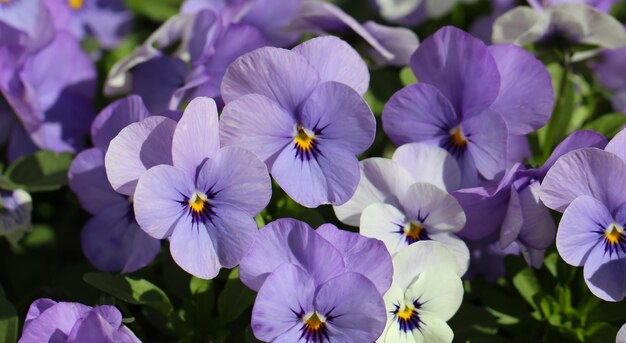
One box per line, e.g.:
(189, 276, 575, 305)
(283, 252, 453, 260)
(221, 47, 320, 112)
(301, 82, 375, 155)
(292, 36, 369, 95)
(90, 95, 150, 151)
(172, 97, 220, 174)
(405, 269, 463, 320)
(401, 183, 466, 232)
(105, 116, 177, 196)
(392, 143, 461, 192)
(334, 158, 414, 226)
(361, 203, 410, 255)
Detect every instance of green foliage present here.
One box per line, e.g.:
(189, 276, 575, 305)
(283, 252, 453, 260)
(1, 151, 73, 192)
(0, 286, 17, 343)
(125, 0, 183, 22)
(217, 269, 256, 325)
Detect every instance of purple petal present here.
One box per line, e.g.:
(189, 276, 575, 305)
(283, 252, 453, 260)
(196, 146, 271, 216)
(382, 83, 458, 147)
(315, 273, 386, 342)
(221, 47, 320, 112)
(19, 302, 91, 343)
(463, 109, 508, 182)
(594, 47, 626, 91)
(525, 130, 607, 180)
(362, 21, 420, 67)
(81, 203, 160, 273)
(454, 185, 511, 240)
(241, 0, 302, 46)
(172, 97, 220, 174)
(516, 181, 556, 250)
(24, 299, 57, 328)
(541, 148, 626, 212)
(133, 165, 194, 239)
(316, 224, 392, 294)
(333, 158, 414, 226)
(410, 26, 500, 117)
(65, 308, 118, 343)
(488, 44, 554, 135)
(251, 264, 315, 342)
(556, 195, 611, 267)
(583, 242, 626, 302)
(292, 36, 369, 95)
(131, 55, 187, 114)
(605, 128, 626, 163)
(68, 148, 126, 215)
(105, 116, 176, 196)
(301, 82, 375, 155)
(169, 204, 257, 279)
(91, 95, 150, 151)
(239, 218, 345, 291)
(271, 140, 360, 207)
(219, 94, 295, 167)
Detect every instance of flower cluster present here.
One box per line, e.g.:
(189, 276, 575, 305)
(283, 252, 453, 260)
(4, 0, 626, 342)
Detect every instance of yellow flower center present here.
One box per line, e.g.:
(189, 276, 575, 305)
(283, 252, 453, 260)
(605, 223, 624, 245)
(303, 312, 325, 332)
(68, 0, 84, 10)
(396, 305, 414, 320)
(0, 0, 12, 4)
(404, 221, 424, 241)
(188, 192, 208, 214)
(450, 127, 467, 147)
(294, 125, 315, 152)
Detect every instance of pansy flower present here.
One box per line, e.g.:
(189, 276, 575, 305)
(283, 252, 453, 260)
(0, 189, 32, 245)
(68, 95, 160, 273)
(493, 2, 626, 50)
(43, 0, 132, 49)
(252, 264, 387, 342)
(109, 97, 272, 279)
(239, 218, 393, 294)
(593, 47, 626, 114)
(378, 241, 463, 343)
(334, 143, 469, 274)
(383, 26, 554, 187)
(220, 36, 375, 207)
(19, 298, 140, 343)
(541, 129, 626, 300)
(374, 0, 461, 26)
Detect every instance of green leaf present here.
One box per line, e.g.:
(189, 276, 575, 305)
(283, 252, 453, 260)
(217, 269, 256, 325)
(583, 113, 626, 138)
(190, 277, 215, 316)
(513, 268, 540, 309)
(125, 0, 182, 22)
(399, 66, 417, 86)
(83, 273, 173, 315)
(4, 151, 73, 192)
(0, 285, 17, 343)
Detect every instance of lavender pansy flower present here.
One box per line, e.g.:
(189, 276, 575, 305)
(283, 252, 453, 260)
(220, 36, 375, 207)
(527, 0, 616, 13)
(457, 130, 606, 270)
(493, 2, 626, 50)
(251, 263, 387, 342)
(374, 0, 461, 26)
(470, 0, 516, 44)
(69, 95, 160, 273)
(1, 31, 96, 156)
(127, 97, 272, 279)
(383, 26, 554, 187)
(19, 298, 140, 343)
(0, 189, 32, 245)
(43, 0, 132, 48)
(541, 140, 626, 301)
(0, 0, 55, 51)
(378, 241, 463, 343)
(239, 218, 393, 294)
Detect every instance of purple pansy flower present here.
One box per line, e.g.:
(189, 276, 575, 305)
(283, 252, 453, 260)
(239, 218, 393, 294)
(19, 298, 140, 343)
(383, 26, 554, 187)
(1, 30, 96, 157)
(43, 0, 132, 49)
(0, 0, 55, 51)
(541, 129, 626, 301)
(456, 130, 607, 269)
(251, 263, 387, 342)
(220, 36, 375, 207)
(68, 95, 160, 273)
(110, 97, 272, 279)
(0, 189, 32, 245)
(527, 0, 616, 12)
